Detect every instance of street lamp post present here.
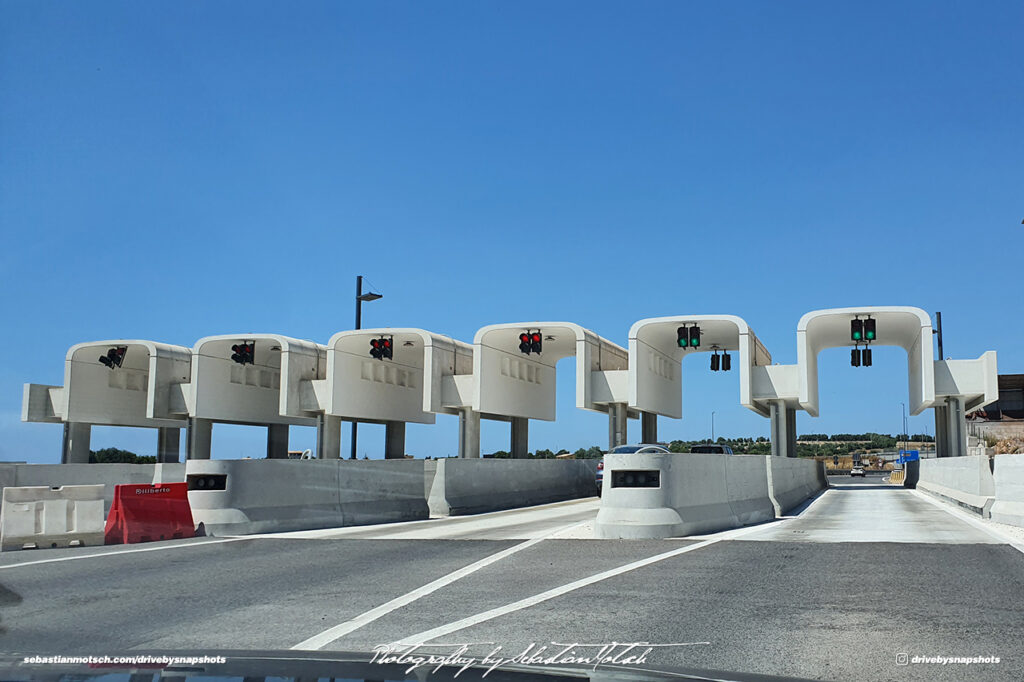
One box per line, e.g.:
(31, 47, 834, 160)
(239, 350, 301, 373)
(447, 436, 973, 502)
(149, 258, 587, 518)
(351, 275, 382, 459)
(899, 402, 908, 455)
(711, 411, 716, 442)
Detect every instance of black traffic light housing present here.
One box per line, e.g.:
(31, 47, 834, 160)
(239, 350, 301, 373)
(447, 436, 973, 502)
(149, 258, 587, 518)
(231, 341, 255, 365)
(98, 346, 127, 369)
(851, 318, 864, 342)
(519, 330, 542, 355)
(864, 317, 876, 341)
(710, 353, 720, 371)
(677, 327, 688, 348)
(722, 352, 731, 371)
(689, 325, 701, 348)
(370, 336, 393, 361)
(862, 347, 872, 367)
(851, 348, 861, 367)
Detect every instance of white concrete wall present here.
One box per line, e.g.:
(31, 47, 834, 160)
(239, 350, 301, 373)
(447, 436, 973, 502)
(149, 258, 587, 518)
(917, 456, 995, 515)
(0, 463, 185, 515)
(595, 453, 775, 539)
(990, 454, 1024, 528)
(186, 459, 428, 535)
(767, 457, 826, 514)
(427, 459, 599, 516)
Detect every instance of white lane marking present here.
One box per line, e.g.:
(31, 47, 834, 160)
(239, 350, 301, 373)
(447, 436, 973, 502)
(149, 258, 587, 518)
(253, 498, 600, 540)
(391, 521, 781, 646)
(911, 489, 1024, 555)
(292, 520, 590, 650)
(0, 537, 249, 571)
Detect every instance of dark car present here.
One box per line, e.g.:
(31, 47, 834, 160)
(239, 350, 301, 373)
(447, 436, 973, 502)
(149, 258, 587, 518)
(689, 444, 734, 454)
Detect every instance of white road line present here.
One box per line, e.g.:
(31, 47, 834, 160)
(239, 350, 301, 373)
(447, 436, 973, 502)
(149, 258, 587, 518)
(292, 520, 590, 651)
(911, 489, 1024, 555)
(0, 537, 249, 571)
(391, 521, 781, 647)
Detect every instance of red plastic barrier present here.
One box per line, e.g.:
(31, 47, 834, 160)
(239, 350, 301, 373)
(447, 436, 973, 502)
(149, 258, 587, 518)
(104, 482, 195, 545)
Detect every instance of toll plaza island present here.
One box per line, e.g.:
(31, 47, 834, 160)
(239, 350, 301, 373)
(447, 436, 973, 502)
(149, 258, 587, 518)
(13, 305, 1015, 544)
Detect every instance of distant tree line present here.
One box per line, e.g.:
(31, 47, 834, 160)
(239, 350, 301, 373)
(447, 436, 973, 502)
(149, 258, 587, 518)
(89, 447, 156, 464)
(485, 431, 934, 459)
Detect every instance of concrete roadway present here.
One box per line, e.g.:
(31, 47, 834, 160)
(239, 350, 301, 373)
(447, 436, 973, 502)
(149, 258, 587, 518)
(0, 473, 1022, 681)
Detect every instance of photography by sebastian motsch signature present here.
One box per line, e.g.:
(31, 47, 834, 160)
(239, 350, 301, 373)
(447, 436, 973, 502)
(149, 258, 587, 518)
(370, 640, 712, 676)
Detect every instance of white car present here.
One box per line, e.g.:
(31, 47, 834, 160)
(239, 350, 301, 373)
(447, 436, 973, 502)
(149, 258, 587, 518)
(850, 466, 866, 477)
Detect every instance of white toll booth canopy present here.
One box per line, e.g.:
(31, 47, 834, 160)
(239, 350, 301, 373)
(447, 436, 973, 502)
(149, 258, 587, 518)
(183, 334, 326, 426)
(797, 306, 936, 417)
(22, 340, 193, 463)
(181, 334, 327, 460)
(628, 315, 772, 420)
(305, 328, 476, 460)
(472, 322, 633, 457)
(313, 328, 474, 424)
(472, 322, 631, 421)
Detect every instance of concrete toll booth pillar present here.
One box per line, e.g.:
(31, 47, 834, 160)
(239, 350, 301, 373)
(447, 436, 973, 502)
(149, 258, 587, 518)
(458, 408, 481, 458)
(187, 417, 213, 460)
(770, 401, 798, 457)
(318, 415, 343, 459)
(384, 421, 406, 459)
(608, 403, 628, 450)
(641, 411, 657, 444)
(61, 423, 92, 464)
(511, 417, 529, 458)
(934, 396, 967, 458)
(156, 427, 181, 463)
(267, 424, 289, 459)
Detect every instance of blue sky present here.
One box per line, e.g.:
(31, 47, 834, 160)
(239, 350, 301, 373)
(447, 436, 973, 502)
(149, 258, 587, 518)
(1, 1, 1021, 462)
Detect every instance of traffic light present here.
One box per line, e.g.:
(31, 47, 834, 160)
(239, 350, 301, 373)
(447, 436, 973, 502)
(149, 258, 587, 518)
(519, 333, 531, 354)
(710, 353, 720, 371)
(98, 346, 127, 369)
(862, 348, 872, 367)
(689, 326, 701, 347)
(851, 319, 863, 342)
(531, 331, 542, 354)
(851, 348, 861, 367)
(231, 342, 255, 365)
(677, 326, 688, 348)
(722, 352, 731, 371)
(369, 337, 392, 360)
(864, 318, 876, 341)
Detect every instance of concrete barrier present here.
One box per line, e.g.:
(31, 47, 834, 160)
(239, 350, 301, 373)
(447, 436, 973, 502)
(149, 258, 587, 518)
(917, 456, 995, 516)
(767, 457, 827, 515)
(186, 459, 428, 536)
(1, 484, 105, 551)
(0, 463, 185, 516)
(990, 454, 1024, 528)
(595, 454, 774, 539)
(427, 459, 599, 516)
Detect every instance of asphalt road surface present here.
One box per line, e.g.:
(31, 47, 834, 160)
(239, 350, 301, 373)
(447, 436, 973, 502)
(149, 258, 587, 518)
(1, 474, 1022, 681)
